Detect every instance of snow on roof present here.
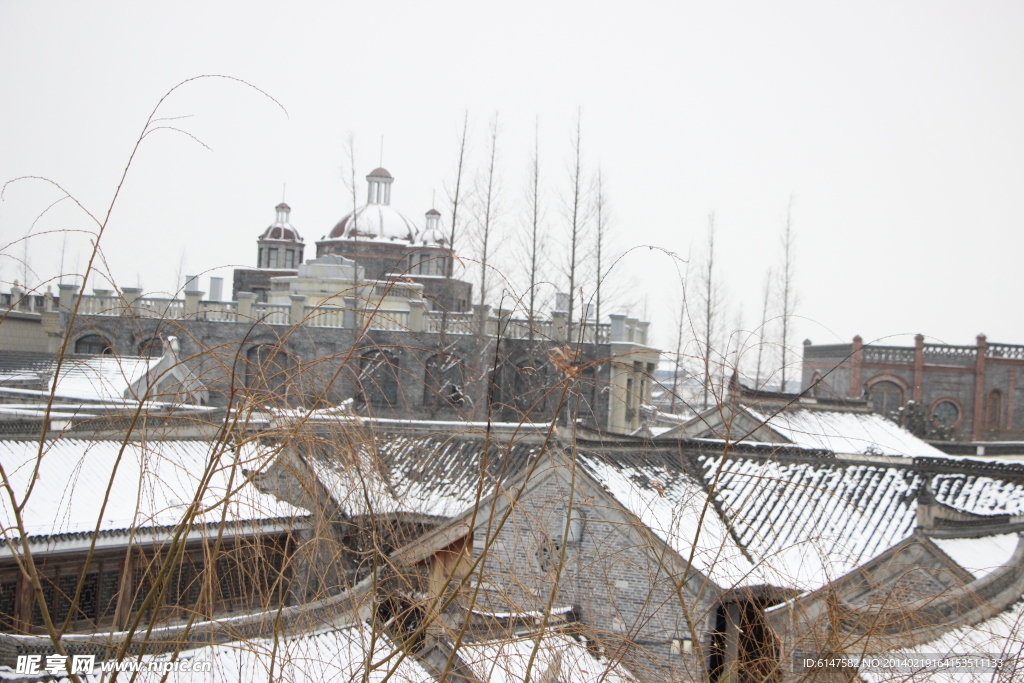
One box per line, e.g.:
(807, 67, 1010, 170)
(932, 473, 1024, 514)
(746, 405, 948, 458)
(862, 599, 1024, 683)
(577, 452, 770, 589)
(931, 533, 1021, 579)
(0, 439, 304, 548)
(0, 355, 158, 403)
(455, 630, 637, 683)
(696, 455, 919, 590)
(310, 435, 538, 519)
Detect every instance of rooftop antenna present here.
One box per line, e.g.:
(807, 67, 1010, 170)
(380, 136, 384, 167)
(432, 190, 436, 210)
(282, 183, 286, 203)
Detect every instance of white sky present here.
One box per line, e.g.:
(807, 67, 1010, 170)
(1, 1, 1023, 364)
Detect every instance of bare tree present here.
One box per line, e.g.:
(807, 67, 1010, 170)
(754, 267, 772, 390)
(564, 109, 586, 339)
(441, 113, 470, 336)
(473, 113, 501, 314)
(777, 196, 797, 393)
(521, 118, 545, 340)
(592, 166, 610, 329)
(695, 212, 723, 410)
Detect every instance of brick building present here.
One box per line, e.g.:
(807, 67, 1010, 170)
(801, 334, 1024, 441)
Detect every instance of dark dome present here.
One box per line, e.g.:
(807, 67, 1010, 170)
(367, 167, 393, 179)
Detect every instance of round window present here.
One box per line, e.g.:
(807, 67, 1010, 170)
(932, 400, 960, 427)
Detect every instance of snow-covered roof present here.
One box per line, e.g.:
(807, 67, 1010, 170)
(931, 533, 1021, 579)
(746, 405, 949, 459)
(0, 438, 304, 554)
(0, 355, 158, 403)
(861, 598, 1024, 683)
(455, 630, 637, 683)
(695, 453, 1024, 591)
(577, 451, 770, 589)
(326, 203, 420, 242)
(309, 434, 539, 519)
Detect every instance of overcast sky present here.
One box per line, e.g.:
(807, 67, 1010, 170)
(1, 1, 1022, 361)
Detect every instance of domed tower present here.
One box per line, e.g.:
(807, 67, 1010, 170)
(257, 203, 305, 269)
(321, 168, 419, 244)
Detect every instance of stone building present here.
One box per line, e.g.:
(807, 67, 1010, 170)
(802, 334, 1024, 441)
(1, 164, 660, 436)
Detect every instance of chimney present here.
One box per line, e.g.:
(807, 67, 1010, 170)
(208, 277, 223, 302)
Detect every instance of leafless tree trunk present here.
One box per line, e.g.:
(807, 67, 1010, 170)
(592, 166, 609, 330)
(754, 267, 772, 390)
(698, 213, 721, 410)
(441, 113, 470, 337)
(474, 113, 501, 315)
(522, 118, 544, 341)
(564, 109, 585, 340)
(777, 196, 797, 393)
(342, 133, 361, 291)
(670, 289, 687, 414)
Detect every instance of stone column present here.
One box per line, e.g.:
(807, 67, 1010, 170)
(551, 311, 568, 342)
(609, 314, 626, 343)
(289, 294, 307, 325)
(408, 300, 426, 333)
(972, 334, 988, 439)
(637, 321, 650, 346)
(236, 292, 255, 319)
(913, 333, 925, 402)
(850, 335, 864, 398)
(57, 283, 78, 313)
(121, 287, 142, 316)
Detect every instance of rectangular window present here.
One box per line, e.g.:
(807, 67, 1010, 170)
(419, 254, 428, 274)
(284, 250, 294, 268)
(268, 248, 279, 268)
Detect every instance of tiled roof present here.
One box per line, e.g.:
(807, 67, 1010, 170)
(0, 438, 304, 549)
(308, 433, 540, 519)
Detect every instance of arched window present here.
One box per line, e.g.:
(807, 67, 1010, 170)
(245, 345, 295, 398)
(75, 334, 113, 355)
(423, 354, 465, 410)
(512, 357, 550, 416)
(359, 349, 400, 408)
(138, 337, 163, 358)
(986, 390, 1003, 429)
(868, 380, 904, 418)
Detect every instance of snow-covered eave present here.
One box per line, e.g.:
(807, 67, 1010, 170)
(0, 386, 218, 412)
(0, 515, 310, 559)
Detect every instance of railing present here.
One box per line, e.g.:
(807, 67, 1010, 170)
(197, 301, 239, 322)
(304, 306, 349, 328)
(54, 290, 639, 343)
(923, 345, 977, 365)
(862, 346, 916, 364)
(251, 303, 291, 325)
(0, 292, 56, 313)
(134, 297, 186, 319)
(986, 343, 1024, 360)
(365, 309, 409, 331)
(424, 312, 477, 335)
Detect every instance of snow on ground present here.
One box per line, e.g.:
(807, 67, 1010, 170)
(931, 533, 1022, 579)
(0, 439, 304, 545)
(456, 630, 636, 683)
(0, 622, 434, 683)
